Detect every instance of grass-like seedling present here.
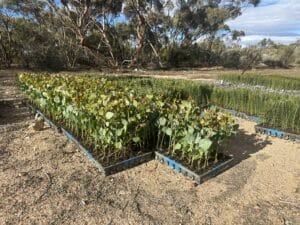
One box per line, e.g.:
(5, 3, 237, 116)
(219, 74, 300, 90)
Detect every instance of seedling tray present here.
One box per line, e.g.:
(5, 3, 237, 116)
(255, 125, 300, 142)
(217, 106, 261, 123)
(61, 128, 154, 175)
(155, 151, 233, 184)
(216, 106, 300, 142)
(23, 100, 154, 175)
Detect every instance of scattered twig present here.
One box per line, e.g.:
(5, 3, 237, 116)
(34, 172, 52, 203)
(20, 167, 43, 176)
(122, 185, 140, 211)
(279, 199, 300, 207)
(21, 167, 43, 175)
(146, 162, 158, 172)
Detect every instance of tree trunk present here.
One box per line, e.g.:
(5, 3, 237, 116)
(148, 41, 163, 68)
(130, 12, 145, 67)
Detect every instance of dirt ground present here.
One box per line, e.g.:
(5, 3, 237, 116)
(0, 70, 300, 225)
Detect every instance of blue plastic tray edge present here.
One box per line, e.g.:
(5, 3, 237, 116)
(255, 125, 300, 142)
(23, 100, 154, 176)
(155, 151, 233, 184)
(61, 127, 154, 176)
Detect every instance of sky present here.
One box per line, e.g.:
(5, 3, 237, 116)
(2, 0, 298, 46)
(227, 0, 300, 46)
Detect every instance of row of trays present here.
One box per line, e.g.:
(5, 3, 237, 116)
(218, 107, 300, 142)
(24, 101, 233, 184)
(25, 101, 299, 185)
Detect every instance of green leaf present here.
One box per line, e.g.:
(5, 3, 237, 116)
(146, 94, 153, 99)
(174, 143, 182, 150)
(184, 133, 194, 144)
(159, 117, 167, 126)
(42, 92, 48, 98)
(188, 126, 194, 134)
(195, 136, 201, 144)
(121, 119, 128, 126)
(133, 100, 138, 107)
(66, 105, 73, 112)
(116, 129, 123, 136)
(192, 154, 201, 161)
(54, 96, 60, 104)
(39, 98, 47, 107)
(165, 127, 172, 136)
(115, 142, 122, 149)
(132, 136, 141, 143)
(105, 112, 114, 120)
(199, 138, 213, 152)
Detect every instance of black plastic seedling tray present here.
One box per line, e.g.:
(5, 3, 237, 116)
(23, 100, 154, 176)
(255, 125, 300, 142)
(61, 127, 154, 176)
(155, 151, 233, 184)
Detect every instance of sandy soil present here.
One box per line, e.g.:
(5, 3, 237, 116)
(0, 70, 300, 225)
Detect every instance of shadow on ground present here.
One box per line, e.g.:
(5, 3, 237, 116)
(0, 101, 30, 124)
(226, 128, 272, 166)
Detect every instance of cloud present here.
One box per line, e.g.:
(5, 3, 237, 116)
(227, 0, 300, 45)
(239, 35, 300, 46)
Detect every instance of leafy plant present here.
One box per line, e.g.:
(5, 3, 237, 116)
(105, 75, 300, 135)
(18, 73, 238, 169)
(157, 99, 237, 170)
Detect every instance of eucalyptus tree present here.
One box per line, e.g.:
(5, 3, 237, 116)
(293, 41, 300, 66)
(40, 0, 123, 67)
(123, 0, 171, 67)
(1, 0, 73, 69)
(1, 0, 264, 69)
(168, 0, 260, 45)
(0, 11, 15, 67)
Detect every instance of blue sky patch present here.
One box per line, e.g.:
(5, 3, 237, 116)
(228, 0, 300, 45)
